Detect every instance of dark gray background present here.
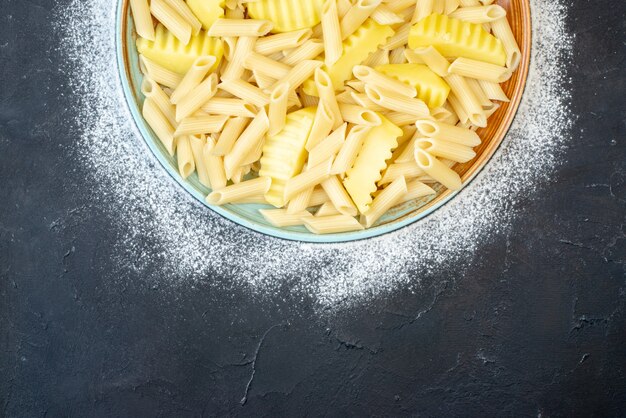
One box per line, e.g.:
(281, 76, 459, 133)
(1, 0, 625, 416)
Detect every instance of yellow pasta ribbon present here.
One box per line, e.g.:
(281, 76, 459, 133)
(343, 114, 402, 214)
(408, 13, 506, 66)
(247, 0, 324, 33)
(259, 107, 317, 208)
(137, 24, 223, 75)
(375, 63, 450, 108)
(303, 19, 395, 95)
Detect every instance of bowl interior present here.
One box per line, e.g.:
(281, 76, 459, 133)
(116, 0, 531, 243)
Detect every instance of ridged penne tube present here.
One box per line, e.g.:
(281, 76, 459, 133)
(401, 180, 436, 203)
(384, 111, 420, 127)
(300, 92, 320, 108)
(483, 102, 500, 119)
(163, 0, 202, 35)
(315, 202, 341, 217)
(346, 80, 366, 92)
(335, 90, 357, 105)
(322, 0, 343, 67)
(412, 0, 433, 23)
(361, 175, 407, 227)
(379, 161, 424, 185)
(201, 98, 257, 118)
(432, 0, 445, 14)
(309, 187, 330, 207)
(340, 0, 382, 40)
(337, 104, 382, 126)
(411, 46, 450, 77)
(449, 5, 506, 23)
(143, 98, 175, 155)
(130, 0, 155, 40)
(176, 135, 196, 178)
(175, 73, 219, 121)
(271, 60, 324, 92)
(321, 175, 357, 216)
(259, 209, 313, 227)
(431, 106, 453, 123)
(448, 57, 510, 83)
(268, 83, 290, 136)
(480, 0, 496, 4)
(447, 92, 469, 123)
(221, 37, 237, 61)
(382, 23, 410, 50)
(444, 0, 460, 14)
(443, 74, 486, 127)
(315, 68, 343, 129)
(337, 0, 352, 17)
(206, 176, 272, 205)
(303, 215, 364, 234)
(250, 71, 275, 90)
(254, 29, 312, 55)
(241, 137, 265, 165)
(349, 92, 386, 112)
(287, 188, 314, 214)
(189, 135, 211, 187)
(385, 0, 416, 13)
(223, 109, 269, 178)
(393, 136, 419, 163)
(415, 138, 476, 163)
(243, 52, 292, 79)
(371, 4, 404, 25)
(218, 79, 270, 107)
(280, 40, 325, 66)
(308, 123, 347, 167)
(203, 136, 227, 189)
(389, 47, 407, 64)
(150, 0, 192, 44)
(141, 78, 177, 127)
(211, 116, 249, 156)
(465, 77, 493, 109)
(174, 115, 229, 137)
(459, 0, 480, 5)
(224, 5, 245, 19)
(414, 148, 462, 190)
(477, 79, 510, 102)
(364, 85, 429, 117)
(222, 36, 257, 80)
(139, 55, 183, 89)
(491, 17, 522, 70)
(170, 56, 216, 104)
(284, 158, 333, 201)
(353, 65, 416, 97)
(331, 125, 371, 175)
(414, 119, 481, 146)
(208, 18, 273, 37)
(306, 101, 336, 151)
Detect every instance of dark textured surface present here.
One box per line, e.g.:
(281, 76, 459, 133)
(1, 0, 625, 416)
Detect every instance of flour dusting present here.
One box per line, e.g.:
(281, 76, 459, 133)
(55, 1, 573, 310)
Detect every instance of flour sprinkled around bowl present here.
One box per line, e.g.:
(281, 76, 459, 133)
(55, 1, 573, 311)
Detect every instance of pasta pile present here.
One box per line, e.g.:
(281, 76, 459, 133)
(131, 0, 522, 234)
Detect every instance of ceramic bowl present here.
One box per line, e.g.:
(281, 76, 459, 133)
(116, 0, 531, 242)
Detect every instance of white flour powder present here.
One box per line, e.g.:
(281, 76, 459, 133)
(56, 1, 573, 310)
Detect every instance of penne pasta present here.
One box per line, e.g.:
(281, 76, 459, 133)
(449, 5, 506, 23)
(361, 175, 407, 227)
(414, 148, 462, 190)
(204, 136, 228, 189)
(321, 175, 358, 216)
(189, 134, 211, 188)
(176, 135, 196, 178)
(243, 52, 292, 79)
(340, 0, 382, 40)
(371, 4, 404, 25)
(162, 0, 202, 35)
(259, 209, 313, 227)
(130, 0, 155, 40)
(364, 85, 429, 117)
(444, 0, 460, 14)
(411, 46, 450, 76)
(211, 116, 249, 156)
(401, 179, 436, 203)
(321, 0, 343, 67)
(331, 125, 371, 175)
(379, 161, 424, 185)
(174, 114, 229, 137)
(308, 123, 346, 167)
(143, 98, 176, 156)
(270, 60, 323, 92)
(284, 158, 333, 201)
(315, 202, 341, 217)
(223, 109, 269, 178)
(206, 176, 272, 204)
(218, 79, 270, 107)
(170, 56, 216, 104)
(303, 214, 364, 234)
(287, 188, 314, 214)
(222, 36, 257, 81)
(353, 65, 416, 97)
(139, 55, 183, 89)
(414, 119, 481, 146)
(415, 137, 476, 163)
(448, 57, 510, 83)
(338, 104, 382, 126)
(280, 39, 325, 66)
(254, 29, 312, 55)
(412, 0, 434, 23)
(315, 68, 343, 129)
(309, 187, 330, 207)
(268, 83, 290, 136)
(491, 16, 522, 70)
(141, 78, 177, 127)
(201, 97, 257, 118)
(306, 101, 336, 150)
(150, 0, 192, 44)
(443, 74, 486, 127)
(208, 18, 273, 37)
(477, 79, 510, 102)
(175, 73, 219, 121)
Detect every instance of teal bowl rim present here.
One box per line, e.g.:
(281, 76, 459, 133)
(114, 1, 529, 243)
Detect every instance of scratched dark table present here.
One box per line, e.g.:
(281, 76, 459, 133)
(1, 1, 625, 417)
